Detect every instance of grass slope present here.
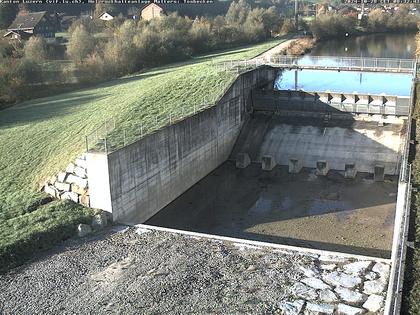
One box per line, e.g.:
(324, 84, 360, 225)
(0, 39, 285, 271)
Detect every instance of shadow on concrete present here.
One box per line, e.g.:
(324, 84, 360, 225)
(240, 231, 391, 258)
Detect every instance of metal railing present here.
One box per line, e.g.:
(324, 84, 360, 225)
(85, 82, 230, 154)
(219, 56, 417, 75)
(385, 79, 415, 315)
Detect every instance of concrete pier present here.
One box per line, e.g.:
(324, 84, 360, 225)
(315, 160, 329, 176)
(236, 153, 251, 169)
(288, 158, 303, 174)
(261, 155, 276, 171)
(344, 163, 357, 179)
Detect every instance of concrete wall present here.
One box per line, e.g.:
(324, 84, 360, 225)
(231, 113, 406, 175)
(86, 67, 276, 223)
(253, 90, 410, 116)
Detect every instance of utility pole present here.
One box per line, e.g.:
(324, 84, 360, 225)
(295, 0, 299, 30)
(359, 2, 365, 21)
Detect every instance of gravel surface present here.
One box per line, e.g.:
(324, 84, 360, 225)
(0, 226, 390, 314)
(0, 226, 314, 315)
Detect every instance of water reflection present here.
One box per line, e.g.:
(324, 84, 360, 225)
(275, 69, 412, 96)
(310, 33, 415, 59)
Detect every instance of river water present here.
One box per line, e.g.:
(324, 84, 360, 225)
(274, 33, 416, 96)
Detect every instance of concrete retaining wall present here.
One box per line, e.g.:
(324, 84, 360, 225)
(86, 67, 277, 223)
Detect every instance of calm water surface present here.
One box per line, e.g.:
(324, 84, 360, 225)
(274, 33, 416, 96)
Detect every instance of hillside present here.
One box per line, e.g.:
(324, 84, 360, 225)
(0, 38, 285, 271)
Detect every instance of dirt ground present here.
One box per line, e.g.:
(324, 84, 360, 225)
(147, 163, 398, 258)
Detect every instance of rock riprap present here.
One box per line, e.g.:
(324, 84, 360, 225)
(288, 257, 390, 314)
(42, 154, 90, 207)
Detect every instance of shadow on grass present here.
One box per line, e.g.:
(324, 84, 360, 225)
(0, 93, 109, 128)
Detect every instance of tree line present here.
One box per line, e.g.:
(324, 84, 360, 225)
(0, 0, 293, 106)
(310, 6, 419, 41)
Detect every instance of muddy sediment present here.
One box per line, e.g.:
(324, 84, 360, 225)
(147, 163, 397, 258)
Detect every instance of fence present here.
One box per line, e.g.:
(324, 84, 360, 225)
(85, 82, 229, 154)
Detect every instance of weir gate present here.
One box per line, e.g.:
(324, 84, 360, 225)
(85, 57, 414, 314)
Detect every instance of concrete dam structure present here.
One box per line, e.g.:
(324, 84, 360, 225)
(85, 64, 413, 314)
(86, 66, 409, 224)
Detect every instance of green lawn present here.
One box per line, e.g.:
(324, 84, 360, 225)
(0, 38, 285, 272)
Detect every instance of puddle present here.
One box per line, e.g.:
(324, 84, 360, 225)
(308, 199, 352, 217)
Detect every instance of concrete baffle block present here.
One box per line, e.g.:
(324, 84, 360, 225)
(316, 160, 329, 176)
(289, 159, 303, 174)
(261, 155, 277, 171)
(374, 165, 385, 182)
(344, 163, 357, 179)
(236, 153, 251, 169)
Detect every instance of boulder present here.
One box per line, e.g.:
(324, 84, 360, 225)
(75, 158, 88, 169)
(77, 224, 92, 237)
(61, 191, 79, 202)
(319, 289, 338, 303)
(292, 282, 318, 300)
(299, 266, 319, 278)
(363, 279, 386, 295)
(66, 163, 75, 174)
(305, 302, 334, 315)
(44, 184, 58, 198)
(71, 183, 87, 195)
(92, 212, 108, 230)
(323, 271, 362, 289)
(80, 195, 90, 207)
(57, 171, 68, 183)
(362, 294, 384, 312)
(337, 304, 365, 315)
(320, 264, 336, 271)
(74, 166, 87, 178)
(49, 175, 57, 185)
(66, 174, 88, 189)
(364, 272, 378, 281)
(372, 262, 390, 278)
(301, 277, 331, 290)
(280, 300, 305, 315)
(343, 261, 372, 276)
(335, 287, 366, 304)
(55, 181, 71, 192)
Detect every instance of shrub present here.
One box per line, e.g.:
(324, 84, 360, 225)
(280, 18, 296, 35)
(67, 25, 95, 64)
(310, 13, 356, 41)
(189, 17, 213, 54)
(24, 36, 47, 63)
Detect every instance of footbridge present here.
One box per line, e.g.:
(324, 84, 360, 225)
(222, 55, 417, 75)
